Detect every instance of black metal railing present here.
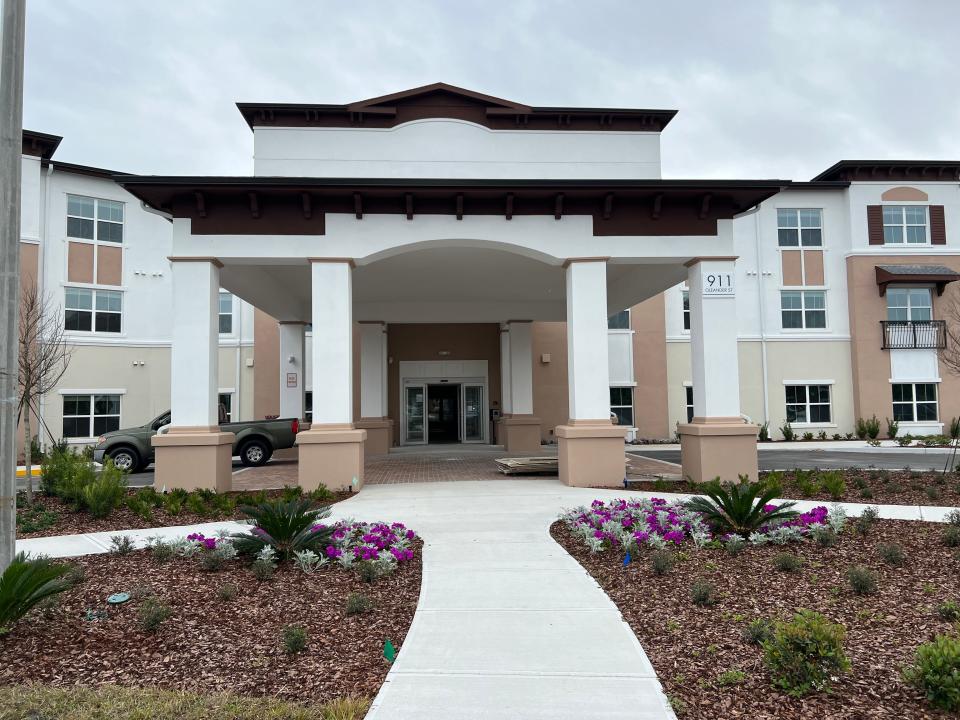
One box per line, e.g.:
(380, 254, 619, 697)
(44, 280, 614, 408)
(880, 320, 947, 350)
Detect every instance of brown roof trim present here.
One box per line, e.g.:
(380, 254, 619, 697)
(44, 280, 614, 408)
(115, 176, 787, 238)
(784, 180, 850, 189)
(236, 82, 677, 133)
(812, 161, 960, 182)
(43, 160, 132, 180)
(22, 130, 62, 159)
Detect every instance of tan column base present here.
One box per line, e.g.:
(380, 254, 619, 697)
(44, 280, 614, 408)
(151, 427, 235, 492)
(678, 418, 758, 483)
(555, 421, 626, 487)
(296, 425, 366, 493)
(355, 418, 393, 456)
(497, 415, 542, 452)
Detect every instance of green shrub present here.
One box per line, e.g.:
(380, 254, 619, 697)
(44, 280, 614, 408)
(80, 460, 127, 518)
(0, 553, 71, 635)
(184, 493, 208, 517)
(691, 580, 717, 607)
(217, 583, 238, 602)
(926, 485, 942, 502)
(897, 434, 914, 447)
(885, 417, 899, 439)
(763, 610, 850, 696)
(38, 441, 76, 496)
(878, 542, 905, 567)
(818, 470, 846, 501)
(865, 415, 881, 439)
(944, 526, 960, 548)
(758, 422, 770, 442)
(651, 550, 676, 575)
(16, 506, 58, 534)
(686, 478, 798, 537)
(345, 592, 373, 616)
(811, 526, 837, 547)
(903, 633, 960, 713)
(855, 506, 879, 535)
(801, 432, 814, 442)
(743, 618, 774, 645)
(163, 494, 183, 516)
(947, 509, 960, 527)
(780, 422, 795, 441)
(251, 561, 274, 582)
(230, 499, 334, 560)
(125, 495, 153, 521)
(773, 553, 802, 573)
(309, 485, 335, 503)
(50, 453, 97, 509)
(724, 536, 746, 556)
(356, 560, 383, 584)
(936, 600, 960, 622)
(280, 485, 303, 502)
(717, 669, 747, 686)
(138, 596, 172, 632)
(135, 486, 165, 508)
(794, 469, 820, 497)
(846, 565, 878, 595)
(855, 417, 869, 440)
(109, 535, 135, 555)
(281, 624, 307, 654)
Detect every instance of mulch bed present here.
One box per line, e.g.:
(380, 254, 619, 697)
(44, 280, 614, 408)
(16, 489, 354, 539)
(628, 468, 960, 507)
(0, 544, 422, 704)
(552, 518, 959, 719)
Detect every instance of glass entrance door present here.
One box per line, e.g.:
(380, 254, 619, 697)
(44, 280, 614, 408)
(461, 383, 485, 443)
(403, 383, 427, 444)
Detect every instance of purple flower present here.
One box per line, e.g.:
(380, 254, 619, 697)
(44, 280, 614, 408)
(325, 545, 343, 559)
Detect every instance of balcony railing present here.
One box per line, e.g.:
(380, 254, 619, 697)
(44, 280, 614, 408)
(880, 320, 947, 350)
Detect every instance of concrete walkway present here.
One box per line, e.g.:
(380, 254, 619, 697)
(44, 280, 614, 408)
(14, 481, 960, 719)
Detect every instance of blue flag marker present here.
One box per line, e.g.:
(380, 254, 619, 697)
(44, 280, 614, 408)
(623, 551, 631, 567)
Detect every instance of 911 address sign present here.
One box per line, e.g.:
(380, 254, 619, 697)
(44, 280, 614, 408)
(702, 270, 735, 297)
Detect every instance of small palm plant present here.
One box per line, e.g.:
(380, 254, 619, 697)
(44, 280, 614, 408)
(231, 499, 335, 560)
(0, 553, 72, 636)
(686, 476, 799, 538)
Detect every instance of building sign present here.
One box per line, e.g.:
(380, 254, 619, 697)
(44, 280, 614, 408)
(286, 372, 298, 388)
(702, 270, 735, 297)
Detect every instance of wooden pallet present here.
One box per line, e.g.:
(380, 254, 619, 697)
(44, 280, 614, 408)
(494, 456, 560, 475)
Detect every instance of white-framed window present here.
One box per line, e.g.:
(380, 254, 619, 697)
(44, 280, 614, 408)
(785, 384, 832, 424)
(892, 383, 938, 422)
(67, 194, 123, 243)
(883, 205, 927, 245)
(218, 292, 234, 334)
(305, 391, 313, 422)
(607, 309, 630, 330)
(781, 290, 826, 329)
(64, 287, 122, 333)
(218, 392, 233, 422)
(778, 208, 823, 247)
(682, 290, 690, 331)
(685, 385, 694, 423)
(610, 387, 634, 426)
(886, 287, 932, 322)
(62, 393, 121, 438)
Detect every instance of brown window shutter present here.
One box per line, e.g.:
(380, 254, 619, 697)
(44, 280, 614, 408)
(867, 205, 884, 245)
(930, 205, 946, 245)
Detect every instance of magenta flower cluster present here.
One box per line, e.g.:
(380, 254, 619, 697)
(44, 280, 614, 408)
(571, 497, 707, 550)
(186, 532, 219, 550)
(313, 520, 418, 563)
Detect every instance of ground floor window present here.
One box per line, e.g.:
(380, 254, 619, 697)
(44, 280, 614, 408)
(63, 393, 121, 438)
(685, 386, 694, 423)
(305, 391, 312, 422)
(610, 387, 634, 426)
(785, 384, 831, 423)
(892, 383, 938, 422)
(218, 392, 233, 422)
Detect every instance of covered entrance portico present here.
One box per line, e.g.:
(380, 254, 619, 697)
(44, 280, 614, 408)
(121, 177, 783, 492)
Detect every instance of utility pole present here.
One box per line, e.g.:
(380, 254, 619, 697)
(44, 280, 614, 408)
(0, 0, 26, 571)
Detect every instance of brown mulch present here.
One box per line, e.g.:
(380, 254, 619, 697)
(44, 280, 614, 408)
(551, 519, 960, 719)
(627, 468, 960, 507)
(16, 489, 354, 539)
(0, 545, 422, 703)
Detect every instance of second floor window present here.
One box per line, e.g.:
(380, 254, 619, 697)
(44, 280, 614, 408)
(64, 287, 122, 333)
(887, 288, 932, 322)
(883, 206, 927, 245)
(219, 292, 234, 334)
(607, 309, 630, 330)
(67, 195, 124, 243)
(781, 290, 826, 329)
(777, 208, 823, 247)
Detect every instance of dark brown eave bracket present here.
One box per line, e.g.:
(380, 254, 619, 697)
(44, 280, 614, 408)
(876, 266, 960, 297)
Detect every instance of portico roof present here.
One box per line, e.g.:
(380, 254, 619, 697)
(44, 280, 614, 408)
(875, 264, 960, 296)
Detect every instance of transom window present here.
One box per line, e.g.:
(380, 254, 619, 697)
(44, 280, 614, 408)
(685, 385, 694, 423)
(892, 383, 938, 422)
(777, 208, 823, 247)
(62, 393, 121, 438)
(305, 391, 313, 422)
(64, 287, 122, 333)
(886, 288, 932, 322)
(219, 292, 234, 334)
(785, 384, 832, 424)
(218, 392, 233, 422)
(882, 206, 927, 245)
(781, 290, 826, 329)
(607, 309, 630, 330)
(682, 290, 690, 331)
(610, 387, 634, 426)
(67, 194, 124, 243)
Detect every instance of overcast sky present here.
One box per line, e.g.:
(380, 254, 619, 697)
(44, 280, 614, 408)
(22, 0, 960, 180)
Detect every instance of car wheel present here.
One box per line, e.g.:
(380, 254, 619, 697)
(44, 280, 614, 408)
(108, 446, 140, 473)
(240, 439, 270, 467)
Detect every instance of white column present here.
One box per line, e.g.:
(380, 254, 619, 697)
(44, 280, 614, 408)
(278, 322, 306, 419)
(687, 259, 741, 419)
(508, 321, 534, 415)
(499, 324, 512, 415)
(359, 322, 387, 418)
(310, 260, 353, 425)
(565, 259, 611, 421)
(170, 259, 220, 427)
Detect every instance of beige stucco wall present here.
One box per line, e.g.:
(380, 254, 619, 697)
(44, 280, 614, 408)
(253, 308, 280, 420)
(631, 295, 669, 439)
(217, 344, 255, 421)
(531, 322, 568, 442)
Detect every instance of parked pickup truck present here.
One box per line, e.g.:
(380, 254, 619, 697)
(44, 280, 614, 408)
(93, 409, 301, 472)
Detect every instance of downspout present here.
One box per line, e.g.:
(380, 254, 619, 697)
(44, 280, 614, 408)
(737, 203, 770, 428)
(235, 299, 243, 420)
(38, 163, 53, 449)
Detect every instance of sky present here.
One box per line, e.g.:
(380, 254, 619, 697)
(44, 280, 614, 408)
(21, 0, 960, 181)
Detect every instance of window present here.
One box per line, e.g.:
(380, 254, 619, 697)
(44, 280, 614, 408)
(883, 206, 927, 245)
(67, 195, 123, 243)
(607, 309, 630, 330)
(218, 393, 233, 422)
(781, 290, 826, 329)
(610, 387, 634, 426)
(218, 292, 233, 334)
(892, 383, 938, 422)
(778, 208, 823, 247)
(685, 386, 694, 423)
(886, 288, 932, 322)
(682, 290, 690, 331)
(304, 391, 313, 422)
(785, 384, 832, 424)
(64, 288, 122, 333)
(62, 393, 121, 438)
